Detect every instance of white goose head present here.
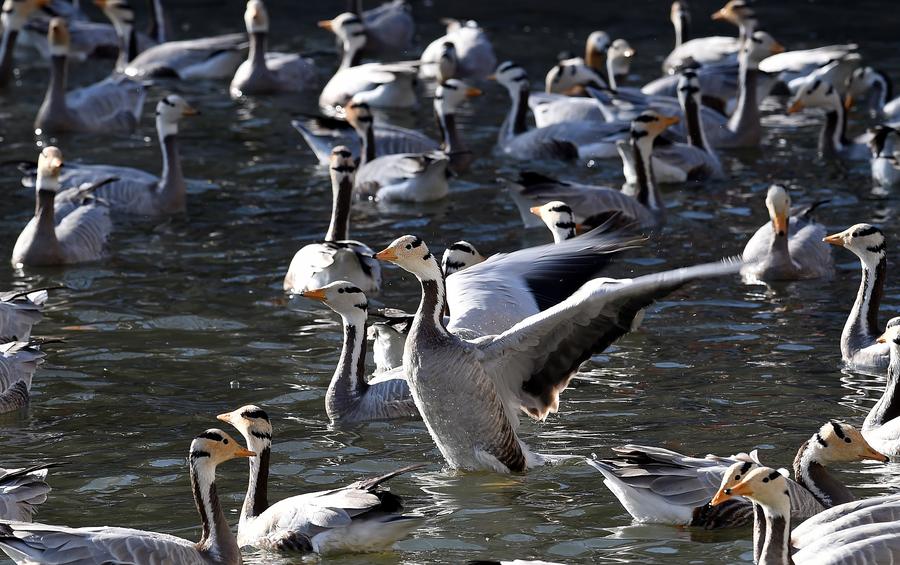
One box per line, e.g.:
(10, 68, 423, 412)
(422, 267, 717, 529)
(441, 241, 485, 276)
(376, 236, 443, 281)
(585, 30, 611, 69)
(710, 0, 756, 27)
(217, 405, 272, 446)
(714, 459, 763, 498)
(328, 145, 356, 184)
(544, 59, 603, 94)
(530, 201, 579, 243)
(319, 12, 366, 53)
(434, 79, 481, 117)
(845, 66, 894, 113)
(807, 420, 888, 465)
(764, 184, 790, 237)
(631, 110, 680, 143)
(742, 31, 784, 67)
(300, 281, 369, 321)
(607, 39, 634, 78)
(189, 429, 255, 469)
(787, 78, 841, 114)
(36, 146, 63, 192)
(877, 317, 900, 349)
(492, 61, 529, 94)
(823, 223, 886, 267)
(436, 41, 458, 83)
(243, 0, 269, 34)
(156, 94, 198, 138)
(47, 17, 70, 57)
(711, 466, 791, 516)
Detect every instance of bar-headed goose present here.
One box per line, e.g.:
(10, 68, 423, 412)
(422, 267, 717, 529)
(217, 405, 422, 553)
(505, 110, 679, 232)
(787, 78, 870, 161)
(0, 289, 49, 341)
(0, 340, 44, 414)
(94, 0, 156, 73)
(823, 224, 890, 374)
(300, 283, 417, 423)
(529, 201, 579, 244)
(662, 0, 755, 74)
(712, 466, 900, 565)
(0, 464, 54, 522)
(864, 318, 900, 456)
(35, 18, 145, 134)
(123, 29, 245, 80)
(318, 12, 417, 115)
(350, 0, 414, 57)
(229, 0, 316, 98)
(845, 66, 900, 120)
(741, 185, 833, 282)
(869, 125, 900, 188)
(375, 235, 740, 472)
(0, 429, 253, 565)
(0, 0, 50, 88)
(441, 241, 485, 276)
(12, 147, 112, 268)
(284, 147, 381, 295)
(587, 421, 887, 530)
(419, 18, 496, 80)
(345, 102, 450, 202)
(51, 95, 199, 218)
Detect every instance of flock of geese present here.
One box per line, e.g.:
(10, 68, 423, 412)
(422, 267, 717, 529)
(0, 0, 899, 563)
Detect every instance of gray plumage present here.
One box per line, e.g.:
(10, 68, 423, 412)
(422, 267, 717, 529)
(0, 464, 55, 523)
(12, 196, 111, 267)
(22, 18, 155, 63)
(357, 0, 414, 55)
(0, 290, 48, 341)
(292, 119, 438, 166)
(355, 152, 449, 202)
(419, 19, 496, 80)
(124, 33, 247, 80)
(0, 341, 44, 414)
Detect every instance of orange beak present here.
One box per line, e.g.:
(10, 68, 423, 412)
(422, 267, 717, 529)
(235, 448, 256, 458)
(216, 413, 232, 423)
(182, 105, 199, 117)
(770, 41, 786, 55)
(317, 19, 334, 32)
(466, 87, 483, 97)
(375, 248, 398, 262)
(710, 488, 732, 506)
(93, 0, 108, 7)
(711, 8, 728, 21)
(772, 212, 788, 236)
(860, 443, 890, 463)
(712, 481, 753, 505)
(37, 0, 52, 6)
(486, 74, 497, 81)
(529, 206, 543, 218)
(300, 288, 327, 301)
(787, 100, 804, 114)
(844, 95, 854, 110)
(822, 233, 845, 247)
(659, 114, 680, 129)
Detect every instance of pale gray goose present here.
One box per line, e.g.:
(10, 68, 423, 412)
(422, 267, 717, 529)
(419, 18, 496, 80)
(0, 464, 55, 522)
(0, 429, 253, 565)
(218, 405, 422, 553)
(586, 421, 887, 532)
(229, 0, 316, 98)
(862, 318, 900, 456)
(348, 0, 413, 57)
(740, 185, 833, 282)
(123, 27, 245, 80)
(504, 110, 678, 233)
(283, 147, 381, 294)
(0, 289, 49, 341)
(49, 95, 198, 218)
(35, 18, 145, 135)
(712, 466, 900, 565)
(787, 78, 871, 161)
(12, 147, 112, 268)
(375, 235, 740, 472)
(528, 201, 579, 244)
(761, 43, 860, 92)
(0, 0, 49, 88)
(0, 340, 45, 414)
(300, 282, 416, 424)
(823, 224, 890, 374)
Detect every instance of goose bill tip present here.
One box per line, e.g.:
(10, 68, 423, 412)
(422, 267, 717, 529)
(771, 42, 786, 55)
(466, 87, 483, 97)
(375, 248, 398, 261)
(786, 100, 804, 114)
(216, 412, 232, 423)
(862, 446, 890, 462)
(844, 95, 854, 110)
(709, 490, 730, 505)
(822, 233, 844, 246)
(235, 448, 256, 458)
(300, 288, 327, 301)
(317, 19, 333, 31)
(182, 106, 200, 117)
(529, 206, 542, 217)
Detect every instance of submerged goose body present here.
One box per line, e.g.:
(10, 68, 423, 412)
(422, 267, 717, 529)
(124, 33, 246, 80)
(0, 289, 48, 341)
(300, 282, 416, 423)
(12, 147, 112, 268)
(229, 0, 316, 98)
(51, 95, 199, 218)
(0, 340, 44, 414)
(588, 421, 886, 529)
(218, 405, 421, 553)
(375, 235, 740, 472)
(284, 147, 381, 295)
(740, 185, 833, 282)
(0, 464, 54, 522)
(823, 224, 890, 374)
(0, 429, 254, 565)
(420, 19, 496, 80)
(35, 18, 145, 134)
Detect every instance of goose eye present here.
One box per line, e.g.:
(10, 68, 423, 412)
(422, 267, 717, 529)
(338, 288, 344, 293)
(223, 438, 229, 444)
(845, 438, 851, 443)
(405, 244, 412, 250)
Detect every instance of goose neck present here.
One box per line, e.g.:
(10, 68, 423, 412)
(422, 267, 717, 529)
(325, 174, 353, 241)
(843, 254, 886, 358)
(158, 134, 186, 211)
(339, 42, 362, 70)
(758, 506, 793, 565)
(35, 190, 58, 239)
(683, 95, 709, 151)
(249, 31, 268, 70)
(793, 439, 854, 507)
(0, 28, 18, 86)
(509, 86, 530, 136)
(752, 503, 766, 564)
(45, 55, 70, 118)
(190, 458, 238, 559)
(411, 261, 451, 340)
(631, 136, 663, 216)
(149, 0, 167, 43)
(326, 316, 369, 420)
(674, 13, 689, 47)
(728, 57, 759, 138)
(240, 439, 270, 523)
(865, 345, 900, 430)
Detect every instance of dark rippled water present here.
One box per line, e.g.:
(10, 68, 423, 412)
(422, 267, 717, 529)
(2, 1, 900, 563)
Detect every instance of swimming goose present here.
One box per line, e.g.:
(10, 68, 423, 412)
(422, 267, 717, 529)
(712, 466, 900, 565)
(0, 464, 54, 522)
(740, 185, 833, 282)
(789, 492, 900, 555)
(318, 12, 418, 115)
(300, 282, 416, 423)
(123, 26, 245, 80)
(419, 18, 496, 81)
(375, 235, 740, 472)
(229, 0, 316, 98)
(0, 340, 44, 414)
(505, 110, 678, 232)
(0, 289, 48, 341)
(869, 125, 900, 187)
(823, 224, 890, 374)
(284, 146, 381, 295)
(0, 429, 253, 565)
(0, 0, 50, 88)
(217, 405, 422, 553)
(862, 318, 900, 455)
(345, 102, 450, 202)
(350, 0, 414, 57)
(35, 18, 145, 134)
(94, 0, 156, 73)
(12, 147, 112, 268)
(587, 421, 887, 530)
(441, 241, 485, 276)
(51, 94, 199, 218)
(845, 66, 900, 120)
(662, 0, 755, 74)
(529, 201, 579, 244)
(787, 78, 870, 161)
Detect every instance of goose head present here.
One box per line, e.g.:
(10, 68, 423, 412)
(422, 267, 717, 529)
(436, 41, 458, 83)
(47, 17, 70, 57)
(300, 281, 369, 321)
(764, 184, 790, 237)
(1, 0, 51, 30)
(631, 110, 679, 143)
(243, 0, 269, 34)
(36, 146, 63, 192)
(156, 94, 198, 139)
(711, 466, 791, 517)
(607, 39, 635, 79)
(787, 78, 841, 114)
(741, 31, 784, 68)
(823, 223, 886, 267)
(845, 66, 893, 115)
(441, 241, 485, 276)
(344, 99, 373, 134)
(189, 429, 255, 469)
(544, 59, 604, 94)
(876, 317, 900, 349)
(808, 420, 888, 464)
(376, 236, 443, 281)
(867, 125, 899, 158)
(217, 405, 272, 448)
(670, 1, 690, 29)
(710, 0, 755, 27)
(491, 61, 530, 94)
(94, 0, 135, 31)
(434, 79, 481, 117)
(328, 144, 356, 184)
(530, 201, 579, 242)
(677, 68, 702, 106)
(585, 30, 611, 70)
(713, 460, 763, 499)
(319, 12, 366, 54)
